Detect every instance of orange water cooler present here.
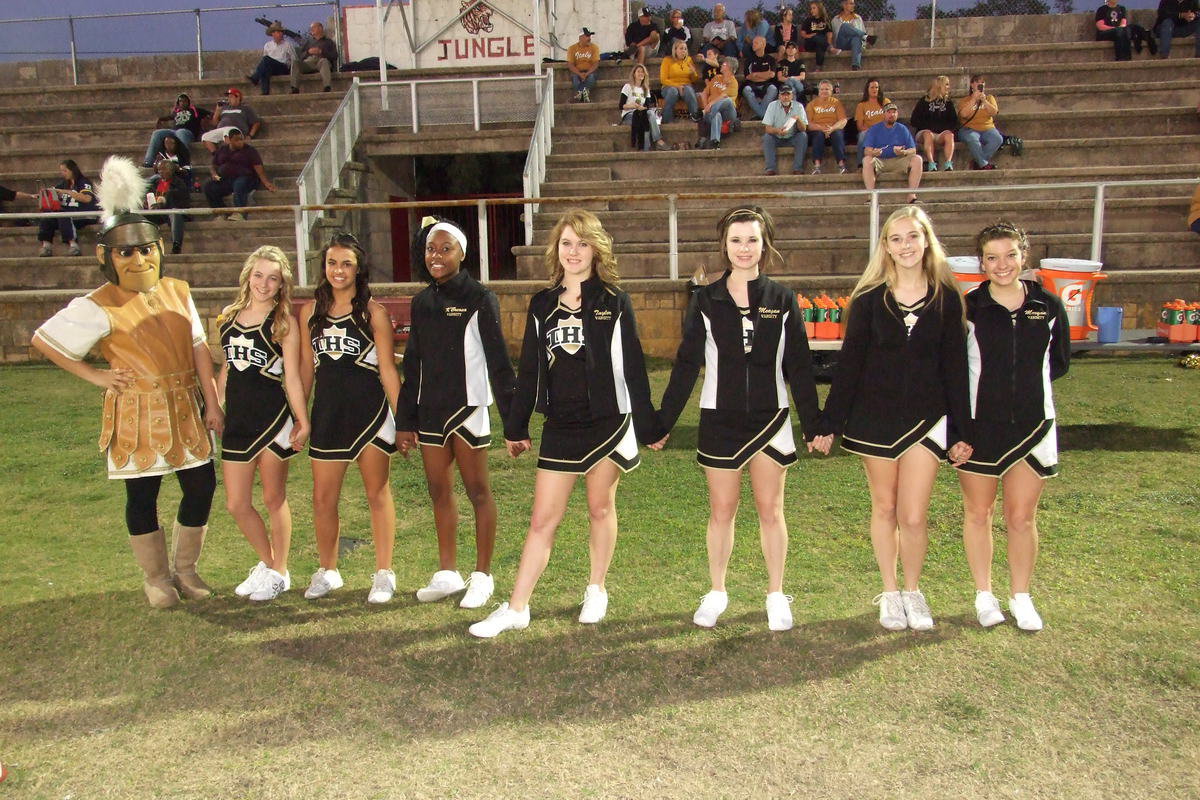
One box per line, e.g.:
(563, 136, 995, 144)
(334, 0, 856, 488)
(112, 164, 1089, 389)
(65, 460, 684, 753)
(1037, 258, 1107, 340)
(948, 256, 986, 294)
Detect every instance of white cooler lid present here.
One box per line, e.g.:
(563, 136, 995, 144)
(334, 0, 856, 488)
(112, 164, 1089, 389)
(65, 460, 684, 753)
(1040, 258, 1103, 273)
(948, 256, 982, 273)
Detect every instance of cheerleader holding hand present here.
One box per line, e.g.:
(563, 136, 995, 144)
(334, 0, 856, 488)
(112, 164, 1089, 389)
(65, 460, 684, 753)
(469, 209, 666, 638)
(954, 222, 1070, 631)
(657, 205, 823, 632)
(396, 217, 516, 609)
(218, 246, 311, 602)
(299, 233, 401, 604)
(813, 206, 973, 632)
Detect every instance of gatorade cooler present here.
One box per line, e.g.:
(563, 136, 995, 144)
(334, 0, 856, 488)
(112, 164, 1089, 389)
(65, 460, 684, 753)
(1037, 258, 1107, 341)
(948, 256, 986, 294)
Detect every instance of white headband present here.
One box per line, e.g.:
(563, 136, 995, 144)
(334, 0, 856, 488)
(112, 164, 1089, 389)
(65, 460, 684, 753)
(424, 219, 468, 256)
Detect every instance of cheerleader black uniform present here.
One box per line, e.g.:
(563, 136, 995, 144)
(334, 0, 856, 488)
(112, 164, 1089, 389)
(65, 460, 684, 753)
(308, 309, 397, 461)
(658, 272, 820, 470)
(817, 282, 971, 460)
(505, 276, 665, 474)
(219, 307, 297, 462)
(396, 269, 515, 448)
(959, 279, 1070, 478)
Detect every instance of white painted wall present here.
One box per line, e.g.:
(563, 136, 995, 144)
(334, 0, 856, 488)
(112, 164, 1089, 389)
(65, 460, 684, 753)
(344, 0, 627, 71)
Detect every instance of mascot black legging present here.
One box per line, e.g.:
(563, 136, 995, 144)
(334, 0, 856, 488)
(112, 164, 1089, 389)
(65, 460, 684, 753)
(124, 461, 216, 535)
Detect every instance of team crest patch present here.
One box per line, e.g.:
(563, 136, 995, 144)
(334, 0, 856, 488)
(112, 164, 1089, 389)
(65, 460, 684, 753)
(224, 333, 268, 371)
(313, 323, 361, 360)
(548, 316, 584, 355)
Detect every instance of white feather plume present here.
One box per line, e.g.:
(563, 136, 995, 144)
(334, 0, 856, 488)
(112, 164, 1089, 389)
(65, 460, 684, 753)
(96, 156, 146, 219)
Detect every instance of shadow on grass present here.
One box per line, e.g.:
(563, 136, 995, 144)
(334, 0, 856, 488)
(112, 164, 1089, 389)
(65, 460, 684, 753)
(0, 592, 956, 744)
(1059, 424, 1199, 452)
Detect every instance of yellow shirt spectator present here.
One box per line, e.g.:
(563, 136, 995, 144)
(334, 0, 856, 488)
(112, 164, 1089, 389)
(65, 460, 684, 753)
(566, 41, 600, 73)
(957, 93, 998, 132)
(806, 96, 846, 128)
(660, 53, 700, 88)
(855, 98, 891, 133)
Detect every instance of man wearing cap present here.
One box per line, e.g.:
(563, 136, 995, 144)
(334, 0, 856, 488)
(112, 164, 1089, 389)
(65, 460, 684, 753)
(624, 7, 661, 64)
(566, 27, 601, 103)
(31, 155, 223, 610)
(247, 21, 296, 95)
(199, 88, 262, 154)
(861, 102, 922, 203)
(203, 129, 277, 221)
(761, 84, 809, 175)
(290, 21, 338, 93)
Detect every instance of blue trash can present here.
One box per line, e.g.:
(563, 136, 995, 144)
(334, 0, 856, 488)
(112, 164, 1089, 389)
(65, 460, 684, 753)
(1095, 306, 1123, 344)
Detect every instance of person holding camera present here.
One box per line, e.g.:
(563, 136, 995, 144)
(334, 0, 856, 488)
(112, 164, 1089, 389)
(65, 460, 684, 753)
(247, 21, 296, 95)
(201, 88, 262, 154)
(957, 74, 1002, 171)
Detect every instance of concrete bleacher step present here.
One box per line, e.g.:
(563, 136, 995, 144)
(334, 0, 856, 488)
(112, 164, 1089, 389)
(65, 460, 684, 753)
(0, 74, 356, 109)
(0, 219, 295, 262)
(0, 116, 333, 151)
(0, 251, 278, 291)
(513, 231, 1200, 279)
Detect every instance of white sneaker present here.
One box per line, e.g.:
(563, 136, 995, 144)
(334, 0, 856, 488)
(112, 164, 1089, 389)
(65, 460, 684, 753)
(873, 591, 907, 631)
(975, 590, 1006, 628)
(459, 571, 494, 609)
(249, 568, 287, 602)
(901, 589, 935, 631)
(303, 567, 344, 599)
(765, 592, 794, 631)
(693, 590, 728, 628)
(367, 569, 396, 604)
(235, 561, 267, 597)
(1009, 593, 1043, 631)
(578, 584, 608, 624)
(415, 569, 466, 602)
(468, 602, 530, 638)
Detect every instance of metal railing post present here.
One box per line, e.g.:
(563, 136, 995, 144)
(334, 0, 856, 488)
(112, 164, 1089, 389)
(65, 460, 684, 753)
(410, 81, 419, 133)
(477, 199, 491, 282)
(929, 0, 937, 49)
(68, 16, 78, 85)
(1091, 183, 1106, 262)
(295, 206, 309, 286)
(472, 79, 481, 130)
(195, 9, 205, 80)
(668, 194, 679, 280)
(868, 191, 880, 257)
(523, 172, 534, 245)
(532, 0, 541, 74)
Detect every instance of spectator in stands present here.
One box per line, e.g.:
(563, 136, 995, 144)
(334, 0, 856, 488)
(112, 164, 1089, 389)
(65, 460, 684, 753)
(739, 9, 772, 61)
(201, 88, 262, 154)
(1154, 0, 1200, 58)
(805, 79, 848, 174)
(37, 159, 97, 257)
(661, 39, 701, 123)
(832, 0, 877, 72)
(146, 133, 192, 181)
(861, 102, 922, 204)
(203, 130, 277, 221)
(659, 9, 691, 56)
(247, 21, 296, 95)
(1189, 183, 1200, 234)
(1096, 0, 1134, 61)
(854, 77, 891, 168)
(761, 84, 809, 175)
(149, 160, 191, 255)
(696, 46, 722, 84)
(957, 74, 1002, 170)
(697, 57, 740, 150)
(0, 184, 35, 219)
(801, 1, 836, 70)
(142, 93, 210, 167)
(701, 3, 739, 57)
(624, 7, 661, 65)
(774, 7, 801, 60)
(777, 43, 809, 102)
(911, 75, 959, 171)
(567, 27, 601, 103)
(290, 21, 337, 93)
(620, 64, 670, 150)
(742, 36, 778, 119)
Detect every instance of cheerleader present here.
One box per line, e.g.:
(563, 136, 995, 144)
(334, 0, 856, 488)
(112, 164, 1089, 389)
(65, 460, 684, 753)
(811, 206, 973, 632)
(397, 217, 515, 609)
(468, 209, 665, 638)
(956, 222, 1070, 631)
(217, 246, 311, 602)
(298, 233, 400, 603)
(657, 205, 822, 632)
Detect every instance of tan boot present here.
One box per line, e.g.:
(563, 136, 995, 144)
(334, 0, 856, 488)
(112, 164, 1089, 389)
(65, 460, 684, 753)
(128, 530, 180, 609)
(172, 521, 213, 600)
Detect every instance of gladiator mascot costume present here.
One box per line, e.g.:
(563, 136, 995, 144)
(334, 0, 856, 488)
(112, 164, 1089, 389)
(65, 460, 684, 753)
(32, 156, 222, 608)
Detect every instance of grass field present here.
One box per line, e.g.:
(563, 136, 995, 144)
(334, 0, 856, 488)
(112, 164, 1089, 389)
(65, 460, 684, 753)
(1, 357, 1198, 799)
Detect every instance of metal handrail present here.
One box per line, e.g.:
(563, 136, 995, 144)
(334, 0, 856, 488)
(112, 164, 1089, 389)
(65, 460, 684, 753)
(8, 178, 1197, 286)
(521, 71, 556, 247)
(2, 2, 341, 85)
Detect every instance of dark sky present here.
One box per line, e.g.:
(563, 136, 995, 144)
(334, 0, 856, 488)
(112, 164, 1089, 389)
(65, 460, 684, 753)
(0, 0, 1161, 63)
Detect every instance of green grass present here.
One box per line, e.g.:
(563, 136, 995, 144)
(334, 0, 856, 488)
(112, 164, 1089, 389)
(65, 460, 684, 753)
(1, 357, 1198, 799)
